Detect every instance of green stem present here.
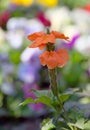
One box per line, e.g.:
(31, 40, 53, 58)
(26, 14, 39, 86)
(48, 67, 69, 122)
(48, 68, 58, 97)
(46, 28, 58, 97)
(57, 95, 69, 122)
(46, 28, 69, 122)
(73, 126, 78, 130)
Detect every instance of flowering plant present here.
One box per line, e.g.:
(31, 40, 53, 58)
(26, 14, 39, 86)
(20, 29, 90, 130)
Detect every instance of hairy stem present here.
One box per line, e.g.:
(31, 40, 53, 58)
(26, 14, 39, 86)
(48, 68, 58, 97)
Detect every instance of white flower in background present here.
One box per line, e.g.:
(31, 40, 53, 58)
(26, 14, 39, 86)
(45, 7, 71, 30)
(0, 28, 5, 45)
(6, 17, 44, 36)
(25, 18, 44, 35)
(63, 25, 80, 39)
(71, 9, 90, 33)
(74, 35, 90, 55)
(6, 30, 24, 49)
(21, 47, 42, 62)
(72, 9, 90, 24)
(7, 17, 27, 30)
(1, 82, 15, 95)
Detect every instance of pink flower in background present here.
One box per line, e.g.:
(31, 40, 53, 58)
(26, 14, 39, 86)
(23, 84, 43, 111)
(82, 4, 90, 12)
(36, 11, 51, 27)
(0, 11, 10, 28)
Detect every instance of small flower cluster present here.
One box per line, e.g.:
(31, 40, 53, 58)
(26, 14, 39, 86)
(27, 30, 69, 69)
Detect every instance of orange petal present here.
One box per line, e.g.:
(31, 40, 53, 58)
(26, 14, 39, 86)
(29, 33, 55, 49)
(39, 51, 48, 66)
(27, 32, 45, 41)
(39, 49, 69, 69)
(51, 31, 69, 41)
(39, 51, 58, 69)
(41, 33, 55, 43)
(29, 42, 39, 48)
(29, 41, 46, 49)
(46, 51, 58, 69)
(39, 53, 46, 66)
(39, 44, 46, 50)
(56, 49, 69, 67)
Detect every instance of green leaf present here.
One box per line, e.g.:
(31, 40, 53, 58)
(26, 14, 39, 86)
(75, 118, 84, 129)
(61, 128, 70, 130)
(41, 119, 56, 130)
(59, 92, 72, 103)
(33, 89, 52, 97)
(84, 120, 90, 129)
(19, 98, 34, 106)
(19, 96, 52, 108)
(42, 118, 51, 126)
(50, 96, 60, 111)
(9, 51, 21, 64)
(68, 123, 74, 130)
(68, 118, 85, 130)
(35, 96, 52, 107)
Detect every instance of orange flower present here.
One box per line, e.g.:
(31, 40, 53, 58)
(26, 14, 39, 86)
(51, 31, 70, 41)
(56, 49, 69, 67)
(28, 32, 55, 50)
(27, 31, 69, 50)
(39, 49, 69, 69)
(27, 32, 44, 40)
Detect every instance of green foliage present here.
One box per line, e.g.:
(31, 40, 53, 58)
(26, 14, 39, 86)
(19, 98, 34, 106)
(0, 0, 10, 12)
(84, 120, 90, 130)
(60, 0, 90, 9)
(41, 118, 56, 130)
(59, 50, 89, 89)
(36, 96, 52, 107)
(20, 96, 52, 107)
(9, 50, 21, 64)
(59, 92, 73, 103)
(68, 106, 84, 122)
(20, 90, 74, 112)
(32, 89, 52, 97)
(68, 118, 85, 129)
(68, 118, 90, 130)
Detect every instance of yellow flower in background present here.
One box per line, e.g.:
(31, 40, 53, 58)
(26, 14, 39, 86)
(11, 0, 33, 6)
(36, 0, 58, 7)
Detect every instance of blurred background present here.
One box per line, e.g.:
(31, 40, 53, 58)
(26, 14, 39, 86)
(0, 0, 90, 130)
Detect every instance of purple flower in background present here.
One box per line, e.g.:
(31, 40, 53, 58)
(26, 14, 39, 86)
(8, 4, 18, 11)
(63, 34, 80, 49)
(87, 67, 90, 77)
(23, 84, 43, 111)
(29, 53, 41, 70)
(19, 48, 42, 83)
(18, 63, 39, 83)
(0, 53, 8, 62)
(21, 48, 41, 61)
(19, 47, 43, 111)
(1, 62, 14, 75)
